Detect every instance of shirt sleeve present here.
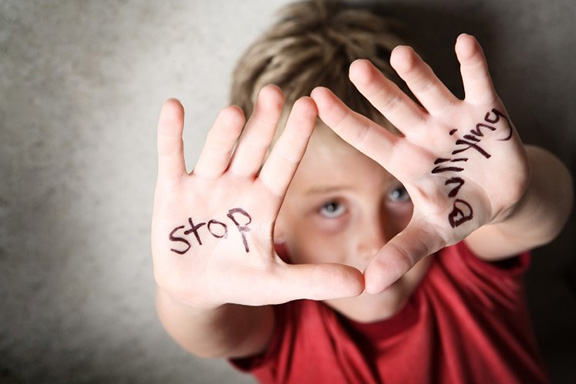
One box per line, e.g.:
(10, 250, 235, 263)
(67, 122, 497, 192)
(229, 303, 289, 374)
(436, 241, 532, 312)
(457, 240, 531, 278)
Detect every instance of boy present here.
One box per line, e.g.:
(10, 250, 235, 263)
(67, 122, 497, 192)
(152, 1, 573, 383)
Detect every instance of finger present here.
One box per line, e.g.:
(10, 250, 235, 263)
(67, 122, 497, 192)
(455, 34, 497, 105)
(363, 220, 445, 294)
(311, 86, 399, 166)
(223, 262, 364, 305)
(390, 46, 459, 115)
(348, 59, 426, 132)
(228, 85, 284, 177)
(259, 97, 316, 204)
(193, 105, 245, 179)
(157, 99, 187, 182)
(273, 263, 365, 303)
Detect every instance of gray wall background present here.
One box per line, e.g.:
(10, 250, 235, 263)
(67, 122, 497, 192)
(1, 0, 575, 383)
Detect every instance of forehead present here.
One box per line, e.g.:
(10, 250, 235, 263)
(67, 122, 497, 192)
(290, 125, 392, 190)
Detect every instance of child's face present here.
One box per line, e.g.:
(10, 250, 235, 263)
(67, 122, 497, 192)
(276, 127, 413, 272)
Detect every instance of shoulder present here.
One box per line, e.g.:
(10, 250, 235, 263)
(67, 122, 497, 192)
(430, 242, 531, 301)
(438, 241, 530, 277)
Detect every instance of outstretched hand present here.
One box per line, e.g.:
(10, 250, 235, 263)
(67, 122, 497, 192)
(152, 86, 363, 309)
(312, 34, 529, 294)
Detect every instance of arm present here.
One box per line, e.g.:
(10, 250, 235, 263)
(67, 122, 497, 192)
(465, 145, 573, 260)
(152, 87, 363, 358)
(156, 289, 274, 358)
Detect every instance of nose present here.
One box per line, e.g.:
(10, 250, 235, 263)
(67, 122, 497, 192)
(356, 211, 391, 259)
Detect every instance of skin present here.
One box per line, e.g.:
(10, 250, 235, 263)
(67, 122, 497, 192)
(275, 127, 432, 322)
(152, 34, 573, 359)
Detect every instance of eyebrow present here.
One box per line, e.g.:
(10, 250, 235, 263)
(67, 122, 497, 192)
(304, 185, 353, 195)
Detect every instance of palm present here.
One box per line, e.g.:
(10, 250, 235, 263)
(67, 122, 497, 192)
(152, 86, 363, 308)
(312, 34, 529, 293)
(384, 101, 527, 242)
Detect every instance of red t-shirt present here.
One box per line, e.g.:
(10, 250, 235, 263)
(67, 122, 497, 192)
(231, 242, 549, 383)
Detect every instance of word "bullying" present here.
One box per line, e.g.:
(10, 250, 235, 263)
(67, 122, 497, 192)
(432, 108, 513, 228)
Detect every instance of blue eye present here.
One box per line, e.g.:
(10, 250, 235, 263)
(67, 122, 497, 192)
(319, 201, 346, 218)
(389, 186, 410, 202)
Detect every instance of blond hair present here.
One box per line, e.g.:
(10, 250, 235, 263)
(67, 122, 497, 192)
(230, 0, 405, 129)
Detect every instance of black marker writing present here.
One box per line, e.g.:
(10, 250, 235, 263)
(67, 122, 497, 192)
(169, 225, 191, 255)
(484, 109, 513, 141)
(448, 199, 473, 228)
(431, 108, 512, 228)
(227, 208, 252, 253)
(453, 138, 491, 159)
(185, 218, 206, 245)
(207, 219, 228, 239)
(470, 123, 495, 137)
(168, 207, 253, 254)
(445, 177, 465, 198)
(431, 157, 468, 174)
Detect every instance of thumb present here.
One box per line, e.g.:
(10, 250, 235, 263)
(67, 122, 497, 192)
(235, 262, 364, 305)
(364, 221, 446, 294)
(211, 258, 365, 307)
(278, 263, 365, 302)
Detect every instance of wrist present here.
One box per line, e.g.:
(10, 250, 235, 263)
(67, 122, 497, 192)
(155, 285, 224, 314)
